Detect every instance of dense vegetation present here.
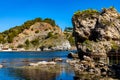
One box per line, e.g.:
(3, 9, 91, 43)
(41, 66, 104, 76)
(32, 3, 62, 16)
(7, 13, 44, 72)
(74, 9, 99, 19)
(0, 18, 57, 43)
(74, 7, 115, 19)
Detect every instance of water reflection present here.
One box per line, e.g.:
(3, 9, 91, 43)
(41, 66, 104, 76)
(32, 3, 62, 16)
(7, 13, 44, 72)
(5, 63, 74, 80)
(0, 58, 52, 68)
(0, 51, 75, 80)
(9, 68, 60, 80)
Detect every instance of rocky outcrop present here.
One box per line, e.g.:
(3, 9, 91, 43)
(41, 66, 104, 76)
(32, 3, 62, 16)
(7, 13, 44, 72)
(72, 7, 120, 60)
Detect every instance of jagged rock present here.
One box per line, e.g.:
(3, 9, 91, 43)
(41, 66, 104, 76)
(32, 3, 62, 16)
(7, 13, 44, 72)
(72, 7, 120, 60)
(98, 61, 106, 67)
(94, 68, 101, 76)
(67, 52, 79, 58)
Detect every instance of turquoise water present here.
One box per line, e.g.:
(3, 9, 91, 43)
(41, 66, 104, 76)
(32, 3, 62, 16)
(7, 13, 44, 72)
(0, 51, 75, 80)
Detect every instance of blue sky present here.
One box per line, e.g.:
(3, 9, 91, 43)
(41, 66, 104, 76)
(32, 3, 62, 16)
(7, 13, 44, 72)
(0, 0, 120, 32)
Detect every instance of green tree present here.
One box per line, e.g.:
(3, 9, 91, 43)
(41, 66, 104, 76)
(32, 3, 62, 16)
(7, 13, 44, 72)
(34, 18, 42, 22)
(0, 17, 57, 43)
(25, 39, 30, 46)
(31, 38, 39, 46)
(0, 34, 4, 43)
(17, 44, 24, 48)
(47, 32, 53, 38)
(43, 18, 56, 26)
(68, 36, 75, 46)
(35, 30, 39, 33)
(7, 33, 15, 43)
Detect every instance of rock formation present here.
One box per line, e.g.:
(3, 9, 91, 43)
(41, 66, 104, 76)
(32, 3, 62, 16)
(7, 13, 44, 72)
(72, 7, 120, 60)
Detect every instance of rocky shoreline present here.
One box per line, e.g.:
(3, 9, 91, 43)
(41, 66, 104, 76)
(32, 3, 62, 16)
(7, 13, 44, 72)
(67, 52, 120, 80)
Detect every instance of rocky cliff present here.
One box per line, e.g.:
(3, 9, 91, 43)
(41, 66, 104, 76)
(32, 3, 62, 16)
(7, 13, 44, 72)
(72, 7, 120, 60)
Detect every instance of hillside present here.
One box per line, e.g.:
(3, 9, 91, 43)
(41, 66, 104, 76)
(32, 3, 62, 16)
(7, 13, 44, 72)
(0, 18, 71, 51)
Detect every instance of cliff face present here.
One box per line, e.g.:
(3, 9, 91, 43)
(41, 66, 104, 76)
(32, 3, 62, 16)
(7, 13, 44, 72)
(72, 8, 120, 60)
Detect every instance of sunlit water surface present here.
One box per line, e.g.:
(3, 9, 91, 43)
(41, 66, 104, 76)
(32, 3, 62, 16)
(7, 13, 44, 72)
(0, 51, 75, 80)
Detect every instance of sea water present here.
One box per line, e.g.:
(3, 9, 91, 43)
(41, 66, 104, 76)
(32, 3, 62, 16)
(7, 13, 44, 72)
(0, 51, 75, 80)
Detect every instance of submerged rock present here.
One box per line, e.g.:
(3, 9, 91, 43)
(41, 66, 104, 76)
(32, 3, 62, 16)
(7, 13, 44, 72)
(52, 58, 63, 62)
(0, 64, 3, 68)
(29, 61, 56, 66)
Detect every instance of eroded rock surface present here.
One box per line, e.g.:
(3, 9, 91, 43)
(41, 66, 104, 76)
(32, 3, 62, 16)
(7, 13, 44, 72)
(72, 7, 120, 60)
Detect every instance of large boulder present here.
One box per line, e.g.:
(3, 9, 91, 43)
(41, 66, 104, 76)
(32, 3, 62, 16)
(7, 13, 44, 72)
(72, 7, 120, 60)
